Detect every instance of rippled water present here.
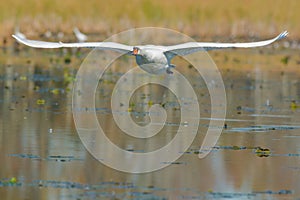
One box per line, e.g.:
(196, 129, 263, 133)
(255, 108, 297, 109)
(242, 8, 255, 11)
(1, 45, 300, 199)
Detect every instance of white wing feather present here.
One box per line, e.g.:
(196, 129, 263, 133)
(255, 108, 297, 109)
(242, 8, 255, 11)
(13, 30, 288, 57)
(12, 35, 133, 53)
(164, 31, 288, 58)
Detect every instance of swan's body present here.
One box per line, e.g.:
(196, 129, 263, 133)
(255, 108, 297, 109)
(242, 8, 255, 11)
(133, 46, 172, 74)
(12, 31, 288, 74)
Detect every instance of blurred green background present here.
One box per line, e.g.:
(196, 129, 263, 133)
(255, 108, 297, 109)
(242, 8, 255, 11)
(0, 0, 297, 39)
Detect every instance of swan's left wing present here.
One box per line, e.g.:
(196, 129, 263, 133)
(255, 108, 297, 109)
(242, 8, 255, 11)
(12, 35, 133, 54)
(164, 31, 288, 59)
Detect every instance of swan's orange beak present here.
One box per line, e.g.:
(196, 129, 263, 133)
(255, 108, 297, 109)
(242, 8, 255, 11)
(132, 47, 139, 55)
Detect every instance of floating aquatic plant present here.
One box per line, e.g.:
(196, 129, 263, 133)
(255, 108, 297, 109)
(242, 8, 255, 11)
(36, 99, 46, 105)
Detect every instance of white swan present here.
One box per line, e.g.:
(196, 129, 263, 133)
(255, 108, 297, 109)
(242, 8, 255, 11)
(73, 27, 87, 43)
(12, 31, 288, 74)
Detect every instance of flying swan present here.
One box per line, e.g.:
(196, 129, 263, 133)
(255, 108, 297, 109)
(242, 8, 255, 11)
(12, 31, 288, 74)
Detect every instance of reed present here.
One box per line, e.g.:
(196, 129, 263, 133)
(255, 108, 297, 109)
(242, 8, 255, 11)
(0, 0, 298, 39)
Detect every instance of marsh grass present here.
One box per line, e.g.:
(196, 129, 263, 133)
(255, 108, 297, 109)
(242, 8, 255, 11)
(0, 0, 298, 40)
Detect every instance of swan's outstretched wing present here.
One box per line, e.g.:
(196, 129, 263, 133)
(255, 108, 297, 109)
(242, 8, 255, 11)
(164, 31, 288, 59)
(12, 35, 133, 54)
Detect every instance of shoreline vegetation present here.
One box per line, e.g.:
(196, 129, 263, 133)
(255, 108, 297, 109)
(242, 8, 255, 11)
(0, 0, 298, 42)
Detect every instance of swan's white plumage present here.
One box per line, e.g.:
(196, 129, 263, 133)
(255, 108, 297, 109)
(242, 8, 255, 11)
(12, 31, 288, 74)
(73, 27, 88, 43)
(14, 26, 26, 40)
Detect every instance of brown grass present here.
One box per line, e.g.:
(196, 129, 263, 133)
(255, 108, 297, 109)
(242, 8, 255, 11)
(0, 0, 299, 39)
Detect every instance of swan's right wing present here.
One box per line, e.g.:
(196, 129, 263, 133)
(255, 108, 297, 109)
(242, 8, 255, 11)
(12, 35, 133, 54)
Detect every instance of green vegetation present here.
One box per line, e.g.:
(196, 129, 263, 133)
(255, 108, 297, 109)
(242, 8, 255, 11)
(0, 0, 298, 39)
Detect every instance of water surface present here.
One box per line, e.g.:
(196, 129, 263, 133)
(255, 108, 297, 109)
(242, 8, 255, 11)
(0, 45, 300, 199)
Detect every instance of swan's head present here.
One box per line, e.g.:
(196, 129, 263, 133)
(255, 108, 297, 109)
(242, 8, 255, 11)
(132, 47, 141, 56)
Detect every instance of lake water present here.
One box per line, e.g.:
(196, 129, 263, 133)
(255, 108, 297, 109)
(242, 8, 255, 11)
(0, 43, 300, 199)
